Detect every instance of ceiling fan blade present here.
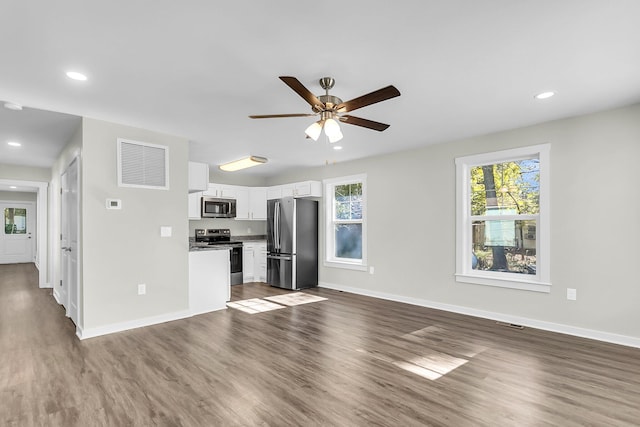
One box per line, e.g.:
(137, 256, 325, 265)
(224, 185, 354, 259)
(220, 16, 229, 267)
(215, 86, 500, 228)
(336, 85, 401, 113)
(338, 115, 390, 131)
(279, 76, 325, 111)
(249, 113, 317, 119)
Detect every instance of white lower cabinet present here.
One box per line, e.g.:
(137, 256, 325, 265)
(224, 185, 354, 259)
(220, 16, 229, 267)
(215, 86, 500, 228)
(243, 241, 267, 283)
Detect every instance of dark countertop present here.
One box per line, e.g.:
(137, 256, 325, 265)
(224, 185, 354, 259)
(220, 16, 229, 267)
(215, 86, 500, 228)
(188, 235, 266, 251)
(233, 235, 267, 242)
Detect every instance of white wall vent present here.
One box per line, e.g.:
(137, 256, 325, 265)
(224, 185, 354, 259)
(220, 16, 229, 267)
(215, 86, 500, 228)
(117, 138, 169, 190)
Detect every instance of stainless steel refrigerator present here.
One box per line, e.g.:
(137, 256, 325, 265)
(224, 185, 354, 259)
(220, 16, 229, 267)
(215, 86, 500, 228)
(267, 197, 318, 290)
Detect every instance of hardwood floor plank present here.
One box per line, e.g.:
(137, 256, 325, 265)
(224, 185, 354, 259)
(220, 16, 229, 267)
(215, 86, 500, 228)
(2, 266, 640, 426)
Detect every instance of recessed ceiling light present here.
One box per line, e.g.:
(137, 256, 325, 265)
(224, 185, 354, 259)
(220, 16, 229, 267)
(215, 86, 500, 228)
(9, 186, 17, 189)
(66, 71, 88, 81)
(333, 146, 343, 150)
(7, 141, 22, 147)
(534, 91, 555, 100)
(4, 102, 23, 111)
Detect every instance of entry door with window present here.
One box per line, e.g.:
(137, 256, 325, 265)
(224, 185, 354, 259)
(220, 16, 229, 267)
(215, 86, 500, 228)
(0, 202, 35, 264)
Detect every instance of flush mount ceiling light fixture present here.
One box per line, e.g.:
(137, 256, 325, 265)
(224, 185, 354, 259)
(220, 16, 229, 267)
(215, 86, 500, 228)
(66, 71, 88, 81)
(219, 156, 268, 172)
(3, 102, 23, 111)
(7, 141, 22, 147)
(534, 91, 555, 100)
(250, 76, 401, 143)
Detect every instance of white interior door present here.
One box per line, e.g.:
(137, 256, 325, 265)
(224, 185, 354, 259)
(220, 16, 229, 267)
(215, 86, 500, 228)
(61, 159, 80, 325)
(0, 202, 35, 264)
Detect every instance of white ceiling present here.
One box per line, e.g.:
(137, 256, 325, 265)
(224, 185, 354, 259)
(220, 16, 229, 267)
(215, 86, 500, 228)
(2, 1, 640, 178)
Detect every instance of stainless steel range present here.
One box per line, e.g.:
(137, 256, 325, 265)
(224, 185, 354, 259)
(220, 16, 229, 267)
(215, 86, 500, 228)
(194, 229, 243, 285)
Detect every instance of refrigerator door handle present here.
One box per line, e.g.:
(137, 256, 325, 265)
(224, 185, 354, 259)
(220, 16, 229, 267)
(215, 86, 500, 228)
(267, 254, 292, 261)
(275, 201, 280, 250)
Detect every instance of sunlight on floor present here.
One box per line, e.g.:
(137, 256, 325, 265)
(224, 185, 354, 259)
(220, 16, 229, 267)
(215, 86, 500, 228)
(264, 292, 327, 306)
(227, 293, 328, 314)
(226, 298, 285, 314)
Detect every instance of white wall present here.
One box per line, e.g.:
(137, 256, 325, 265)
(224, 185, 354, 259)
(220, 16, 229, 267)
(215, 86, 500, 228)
(0, 191, 37, 202)
(80, 118, 189, 333)
(0, 164, 51, 182)
(267, 103, 640, 342)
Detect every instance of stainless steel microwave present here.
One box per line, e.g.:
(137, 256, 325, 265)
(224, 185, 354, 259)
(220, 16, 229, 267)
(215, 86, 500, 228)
(201, 197, 236, 218)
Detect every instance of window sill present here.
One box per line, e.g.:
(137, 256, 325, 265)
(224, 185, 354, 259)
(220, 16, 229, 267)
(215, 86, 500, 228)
(455, 273, 551, 293)
(324, 260, 367, 272)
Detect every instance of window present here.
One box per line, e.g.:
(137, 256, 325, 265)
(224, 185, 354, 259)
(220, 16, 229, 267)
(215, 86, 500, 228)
(455, 144, 551, 292)
(4, 208, 27, 234)
(324, 174, 367, 270)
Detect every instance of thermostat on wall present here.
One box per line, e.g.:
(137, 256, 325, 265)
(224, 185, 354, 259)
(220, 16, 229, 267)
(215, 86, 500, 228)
(106, 199, 122, 209)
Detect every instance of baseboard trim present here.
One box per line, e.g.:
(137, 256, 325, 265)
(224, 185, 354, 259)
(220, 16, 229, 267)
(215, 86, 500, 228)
(318, 282, 640, 349)
(52, 288, 62, 305)
(77, 309, 193, 340)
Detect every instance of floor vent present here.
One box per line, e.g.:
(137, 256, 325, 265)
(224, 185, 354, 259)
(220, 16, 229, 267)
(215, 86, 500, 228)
(496, 321, 524, 330)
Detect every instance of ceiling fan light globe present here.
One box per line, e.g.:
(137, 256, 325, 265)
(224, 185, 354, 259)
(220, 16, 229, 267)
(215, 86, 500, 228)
(327, 128, 343, 143)
(323, 118, 342, 142)
(305, 121, 323, 141)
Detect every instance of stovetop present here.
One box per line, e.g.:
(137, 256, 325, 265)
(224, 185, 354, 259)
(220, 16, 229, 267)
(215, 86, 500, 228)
(194, 228, 242, 246)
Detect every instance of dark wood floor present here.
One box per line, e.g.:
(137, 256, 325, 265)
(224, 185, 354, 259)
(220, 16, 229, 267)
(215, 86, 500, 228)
(2, 263, 640, 426)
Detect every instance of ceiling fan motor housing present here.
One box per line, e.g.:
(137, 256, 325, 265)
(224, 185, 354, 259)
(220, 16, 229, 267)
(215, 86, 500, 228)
(314, 95, 343, 112)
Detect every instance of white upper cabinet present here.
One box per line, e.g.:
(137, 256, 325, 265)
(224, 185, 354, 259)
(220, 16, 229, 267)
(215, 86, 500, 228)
(249, 187, 267, 220)
(204, 183, 237, 199)
(235, 187, 266, 221)
(188, 191, 202, 220)
(235, 187, 250, 220)
(188, 162, 209, 193)
(293, 181, 322, 198)
(266, 181, 321, 199)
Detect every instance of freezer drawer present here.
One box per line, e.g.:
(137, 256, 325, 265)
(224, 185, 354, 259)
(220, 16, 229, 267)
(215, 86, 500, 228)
(267, 253, 295, 290)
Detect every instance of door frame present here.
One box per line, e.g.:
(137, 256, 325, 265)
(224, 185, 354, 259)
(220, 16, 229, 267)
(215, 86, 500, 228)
(0, 200, 36, 263)
(60, 157, 81, 325)
(0, 179, 48, 287)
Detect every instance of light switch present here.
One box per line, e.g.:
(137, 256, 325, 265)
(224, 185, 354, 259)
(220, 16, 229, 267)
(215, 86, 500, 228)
(160, 226, 172, 237)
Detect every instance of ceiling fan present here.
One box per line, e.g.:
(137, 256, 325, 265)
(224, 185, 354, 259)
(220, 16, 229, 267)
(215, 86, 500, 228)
(249, 76, 401, 143)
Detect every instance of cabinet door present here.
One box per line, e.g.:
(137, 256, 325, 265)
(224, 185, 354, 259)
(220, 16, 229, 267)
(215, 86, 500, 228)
(293, 181, 322, 197)
(249, 187, 267, 220)
(205, 183, 237, 199)
(203, 184, 220, 197)
(188, 162, 209, 192)
(188, 192, 202, 220)
(235, 187, 250, 220)
(255, 242, 267, 282)
(267, 186, 282, 200)
(220, 184, 238, 199)
(281, 186, 294, 198)
(243, 244, 255, 283)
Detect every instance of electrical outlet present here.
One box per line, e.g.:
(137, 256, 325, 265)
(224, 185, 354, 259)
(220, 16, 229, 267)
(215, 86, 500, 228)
(138, 283, 146, 295)
(369, 266, 375, 275)
(567, 288, 577, 301)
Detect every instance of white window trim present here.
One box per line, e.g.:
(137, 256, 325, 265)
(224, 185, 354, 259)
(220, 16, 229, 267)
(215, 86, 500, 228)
(323, 174, 367, 271)
(455, 144, 551, 293)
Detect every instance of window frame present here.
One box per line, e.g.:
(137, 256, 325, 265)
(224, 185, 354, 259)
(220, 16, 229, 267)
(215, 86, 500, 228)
(455, 144, 551, 292)
(323, 174, 367, 271)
